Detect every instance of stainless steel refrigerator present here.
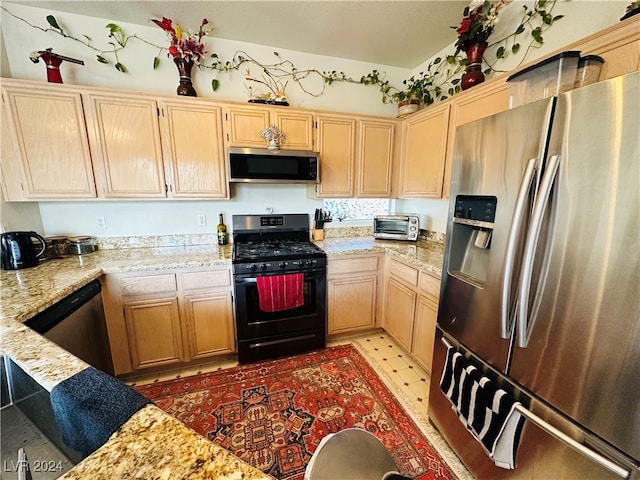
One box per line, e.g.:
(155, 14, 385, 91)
(429, 71, 640, 479)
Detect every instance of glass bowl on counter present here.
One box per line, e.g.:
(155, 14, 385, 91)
(67, 236, 98, 255)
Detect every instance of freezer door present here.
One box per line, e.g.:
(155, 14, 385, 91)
(438, 98, 554, 372)
(509, 72, 640, 461)
(429, 329, 640, 479)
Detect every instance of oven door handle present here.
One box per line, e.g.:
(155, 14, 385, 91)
(234, 271, 325, 285)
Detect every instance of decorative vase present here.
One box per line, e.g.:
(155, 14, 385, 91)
(461, 42, 488, 91)
(174, 57, 197, 97)
(267, 139, 280, 150)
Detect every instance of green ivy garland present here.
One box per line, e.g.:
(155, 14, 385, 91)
(1, 1, 562, 107)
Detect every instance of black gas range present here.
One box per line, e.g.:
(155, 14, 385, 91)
(232, 214, 327, 363)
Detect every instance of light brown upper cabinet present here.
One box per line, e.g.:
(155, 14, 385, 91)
(358, 119, 396, 198)
(399, 103, 450, 198)
(314, 114, 357, 197)
(225, 105, 314, 150)
(84, 93, 166, 198)
(314, 115, 396, 198)
(1, 83, 96, 199)
(159, 100, 228, 198)
(86, 94, 229, 199)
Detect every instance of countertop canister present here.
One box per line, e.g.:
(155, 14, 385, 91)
(67, 236, 98, 255)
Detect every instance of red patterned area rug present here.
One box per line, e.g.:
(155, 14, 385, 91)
(134, 344, 457, 480)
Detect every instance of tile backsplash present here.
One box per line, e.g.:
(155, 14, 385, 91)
(97, 228, 444, 250)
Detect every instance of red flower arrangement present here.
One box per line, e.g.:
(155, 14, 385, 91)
(152, 17, 213, 64)
(453, 0, 512, 53)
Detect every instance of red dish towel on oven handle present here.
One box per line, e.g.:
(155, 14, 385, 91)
(256, 273, 305, 312)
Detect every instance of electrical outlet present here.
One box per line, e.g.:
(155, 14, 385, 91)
(96, 216, 106, 229)
(197, 214, 206, 226)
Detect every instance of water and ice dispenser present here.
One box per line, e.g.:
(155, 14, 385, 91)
(447, 195, 497, 288)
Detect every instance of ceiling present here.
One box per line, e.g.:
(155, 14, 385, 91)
(4, 1, 467, 69)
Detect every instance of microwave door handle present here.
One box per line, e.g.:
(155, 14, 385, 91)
(517, 154, 561, 348)
(501, 157, 538, 339)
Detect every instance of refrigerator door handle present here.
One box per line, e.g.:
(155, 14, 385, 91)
(517, 154, 561, 348)
(514, 406, 631, 479)
(500, 157, 538, 338)
(438, 336, 630, 479)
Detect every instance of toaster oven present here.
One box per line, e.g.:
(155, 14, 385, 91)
(373, 215, 420, 241)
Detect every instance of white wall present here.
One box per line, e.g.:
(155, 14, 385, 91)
(0, 199, 44, 233)
(0, 3, 406, 116)
(38, 184, 323, 237)
(1, 2, 630, 237)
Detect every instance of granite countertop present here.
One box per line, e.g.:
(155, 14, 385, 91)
(0, 244, 272, 480)
(0, 237, 443, 479)
(317, 237, 445, 277)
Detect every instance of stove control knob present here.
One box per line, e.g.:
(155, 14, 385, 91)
(249, 264, 257, 272)
(278, 261, 287, 269)
(306, 259, 314, 266)
(259, 263, 267, 271)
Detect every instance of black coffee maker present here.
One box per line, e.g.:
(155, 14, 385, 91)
(1, 231, 47, 270)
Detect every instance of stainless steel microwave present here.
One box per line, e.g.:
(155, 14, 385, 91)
(373, 215, 420, 241)
(228, 147, 319, 183)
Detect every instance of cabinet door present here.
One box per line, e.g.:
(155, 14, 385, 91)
(328, 274, 377, 334)
(183, 291, 235, 359)
(383, 277, 416, 352)
(358, 119, 394, 197)
(399, 103, 450, 198)
(124, 296, 184, 370)
(412, 294, 438, 374)
(2, 86, 96, 198)
(271, 110, 314, 150)
(225, 106, 314, 150)
(160, 101, 228, 198)
(315, 114, 357, 197)
(86, 94, 166, 197)
(1, 103, 27, 201)
(225, 106, 271, 147)
(442, 80, 509, 199)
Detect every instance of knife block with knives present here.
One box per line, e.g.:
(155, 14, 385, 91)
(313, 208, 332, 240)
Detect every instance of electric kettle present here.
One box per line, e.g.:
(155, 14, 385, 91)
(1, 231, 47, 270)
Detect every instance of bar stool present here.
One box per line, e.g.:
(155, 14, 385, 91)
(304, 428, 412, 480)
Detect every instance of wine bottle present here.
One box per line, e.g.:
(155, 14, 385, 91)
(217, 213, 228, 245)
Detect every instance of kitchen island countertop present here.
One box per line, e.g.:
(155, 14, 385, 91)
(0, 237, 442, 479)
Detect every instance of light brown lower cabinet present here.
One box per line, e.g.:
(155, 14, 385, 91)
(327, 255, 382, 335)
(382, 257, 440, 374)
(412, 293, 438, 374)
(123, 295, 184, 371)
(102, 266, 235, 375)
(383, 278, 416, 351)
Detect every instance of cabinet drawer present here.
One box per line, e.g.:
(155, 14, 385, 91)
(388, 258, 418, 287)
(328, 256, 379, 276)
(120, 274, 177, 295)
(182, 269, 231, 290)
(419, 272, 440, 299)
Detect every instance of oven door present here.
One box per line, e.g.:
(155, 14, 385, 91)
(233, 267, 326, 341)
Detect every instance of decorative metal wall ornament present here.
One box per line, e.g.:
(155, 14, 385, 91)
(260, 125, 286, 150)
(29, 48, 84, 83)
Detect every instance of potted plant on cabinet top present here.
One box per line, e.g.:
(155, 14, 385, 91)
(621, 1, 640, 20)
(365, 71, 430, 118)
(394, 76, 424, 117)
